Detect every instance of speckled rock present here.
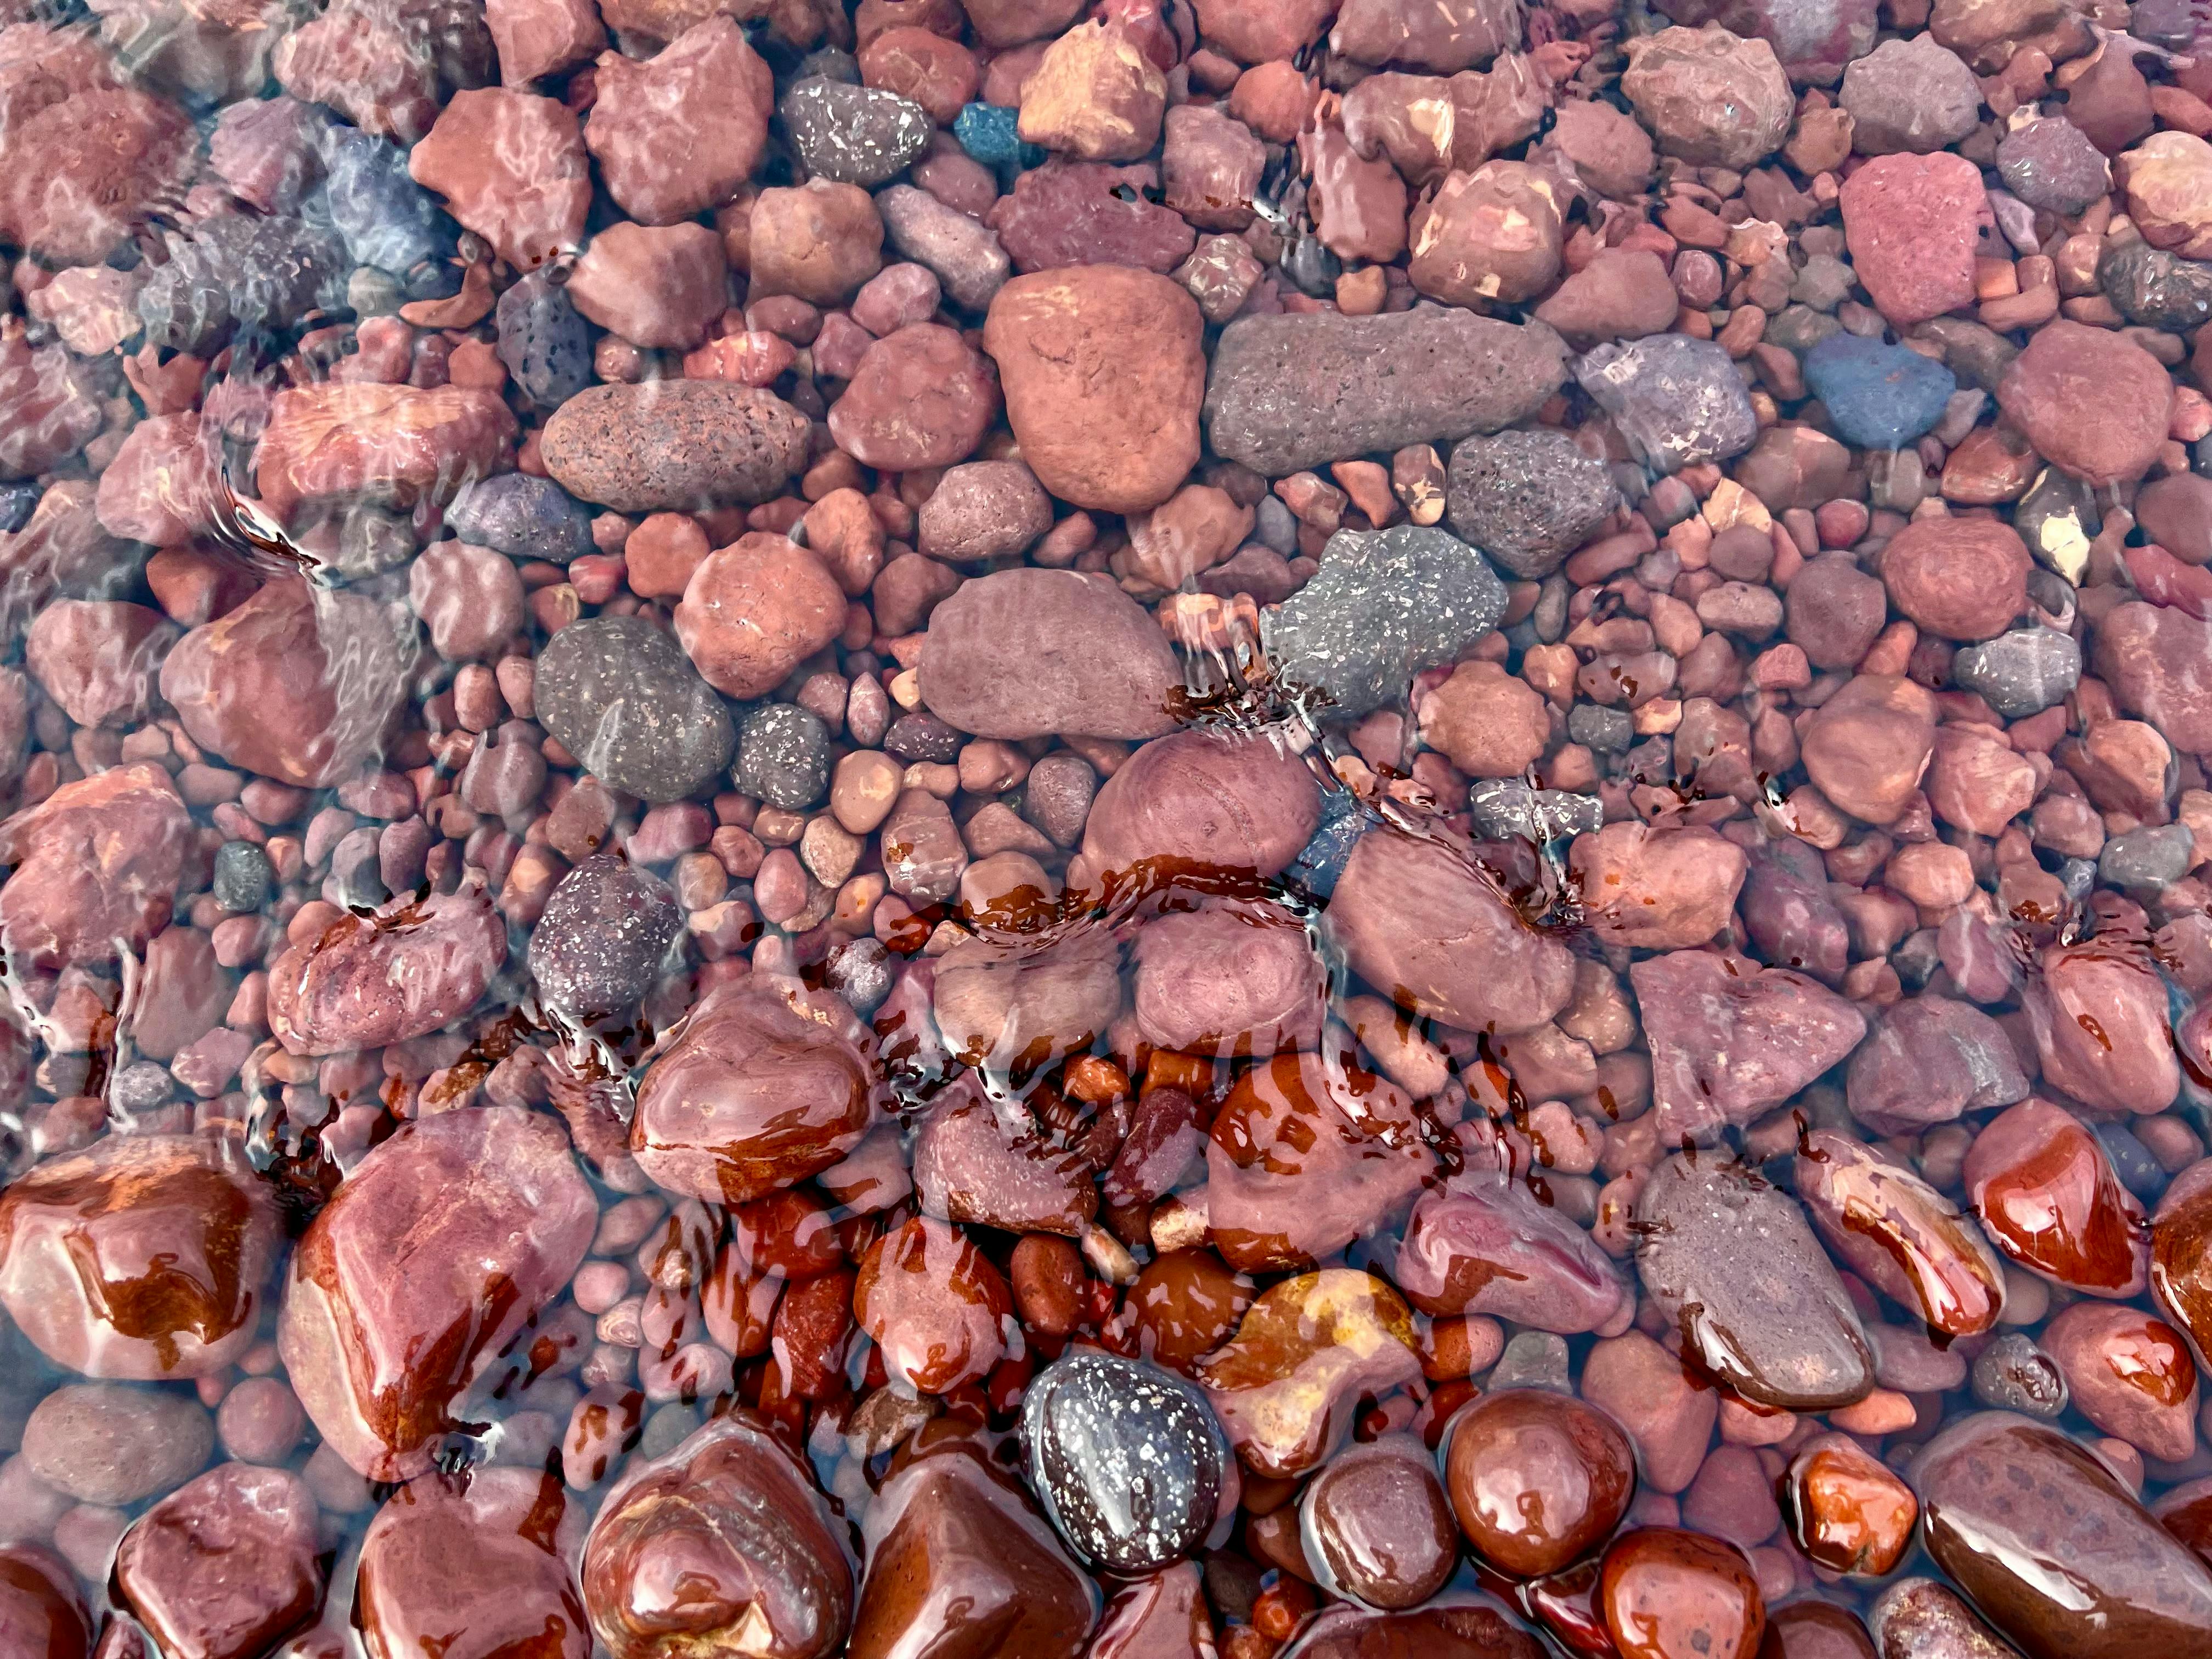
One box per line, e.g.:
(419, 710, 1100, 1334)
(1622, 25, 1795, 168)
(1574, 334, 1759, 472)
(542, 382, 810, 511)
(1446, 430, 1620, 578)
(494, 271, 592, 408)
(1839, 151, 1986, 326)
(782, 78, 933, 185)
(1996, 115, 2110, 213)
(534, 615, 736, 801)
(1841, 35, 1982, 153)
(529, 853, 683, 1028)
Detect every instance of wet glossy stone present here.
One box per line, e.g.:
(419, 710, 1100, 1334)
(1784, 1433, 1917, 1576)
(529, 854, 683, 1031)
(1600, 1528, 1765, 1659)
(1635, 1152, 1876, 1411)
(1194, 1269, 1421, 1478)
(582, 1413, 855, 1659)
(1443, 1389, 1637, 1578)
(267, 887, 508, 1056)
(1757, 1604, 1877, 1659)
(1965, 1099, 2150, 1296)
(1795, 1130, 2007, 1337)
(2154, 1477, 2212, 1568)
(1089, 1562, 1215, 1659)
(631, 981, 874, 1204)
(358, 1469, 589, 1659)
(1127, 1249, 1254, 1372)
(115, 1464, 323, 1659)
(915, 1084, 1098, 1236)
(1206, 1050, 1435, 1273)
(0, 1547, 90, 1659)
(850, 1433, 1097, 1659)
(1392, 1167, 1630, 1334)
(1282, 1597, 1547, 1659)
(0, 1133, 282, 1380)
(1300, 1434, 1458, 1610)
(2151, 1159, 2212, 1364)
(853, 1215, 1012, 1393)
(1914, 1412, 2212, 1659)
(1020, 1349, 1224, 1573)
(1970, 1331, 2069, 1417)
(2042, 1301, 2198, 1462)
(278, 1105, 596, 1481)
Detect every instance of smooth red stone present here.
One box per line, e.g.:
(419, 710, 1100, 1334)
(2025, 940, 2181, 1116)
(1795, 1130, 2007, 1338)
(0, 1547, 91, 1659)
(1756, 1602, 1876, 1659)
(357, 1469, 589, 1659)
(2153, 1159, 2212, 1367)
(2042, 1301, 2199, 1463)
(1965, 1099, 2151, 1296)
(0, 1132, 283, 1380)
(1783, 1433, 1918, 1576)
(1444, 1389, 1638, 1578)
(115, 1464, 323, 1659)
(1600, 1528, 1766, 1659)
(1127, 1249, 1254, 1372)
(583, 1413, 855, 1659)
(853, 1215, 1012, 1393)
(1301, 1435, 1459, 1610)
(631, 980, 875, 1204)
(267, 887, 509, 1056)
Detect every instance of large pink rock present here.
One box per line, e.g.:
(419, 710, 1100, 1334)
(0, 1133, 285, 1379)
(0, 764, 191, 967)
(410, 86, 592, 268)
(0, 332, 102, 481)
(827, 323, 1000, 472)
(278, 1106, 596, 1481)
(2097, 601, 2212, 758)
(253, 383, 517, 523)
(1081, 727, 1323, 887)
(268, 887, 509, 1056)
(1323, 823, 1577, 1035)
(0, 82, 195, 264)
(95, 413, 225, 546)
(2027, 939, 2181, 1116)
(565, 222, 727, 349)
(1839, 151, 1986, 325)
(1633, 948, 1870, 1142)
(1997, 319, 2175, 488)
(23, 599, 176, 729)
(584, 19, 772, 224)
(160, 579, 411, 787)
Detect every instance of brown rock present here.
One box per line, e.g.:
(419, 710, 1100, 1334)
(2027, 938, 2180, 1115)
(24, 599, 176, 729)
(1305, 120, 1410, 263)
(2099, 601, 2212, 757)
(0, 764, 189, 967)
(1543, 98, 1658, 200)
(541, 381, 811, 512)
(1162, 104, 1264, 231)
(566, 222, 728, 349)
(253, 382, 517, 523)
(409, 87, 591, 269)
(1879, 516, 2029, 641)
(984, 266, 1205, 514)
(269, 887, 507, 1054)
(1419, 658, 1552, 778)
(1190, 0, 1335, 63)
(487, 0, 603, 84)
(1622, 25, 1793, 169)
(1839, 151, 1986, 327)
(273, 3, 437, 140)
(2119, 132, 2212, 261)
(1800, 673, 1938, 825)
(585, 19, 772, 224)
(1323, 822, 1577, 1035)
(1018, 19, 1165, 161)
(95, 412, 224, 546)
(1331, 0, 1520, 70)
(860, 26, 978, 123)
(115, 1464, 323, 1659)
(1573, 822, 1748, 950)
(1533, 249, 1680, 346)
(0, 332, 102, 481)
(160, 579, 410, 788)
(828, 323, 1000, 471)
(1409, 161, 1563, 306)
(1121, 482, 1251, 589)
(917, 461, 1053, 563)
(750, 180, 885, 305)
(675, 534, 847, 699)
(1081, 726, 1323, 884)
(1996, 319, 2175, 488)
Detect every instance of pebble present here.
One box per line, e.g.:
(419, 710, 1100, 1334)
(1300, 1435, 1458, 1609)
(1803, 334, 1957, 449)
(21, 1385, 213, 1505)
(1020, 1350, 1224, 1573)
(1996, 116, 2112, 214)
(529, 853, 682, 1029)
(495, 270, 593, 408)
(734, 703, 833, 810)
(1951, 628, 2082, 717)
(447, 473, 596, 564)
(543, 381, 811, 512)
(1445, 430, 1620, 579)
(781, 78, 933, 185)
(1574, 334, 1759, 472)
(534, 615, 736, 803)
(1840, 35, 1982, 154)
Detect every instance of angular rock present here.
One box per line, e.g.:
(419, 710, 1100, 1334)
(1622, 25, 1795, 167)
(1839, 151, 1986, 326)
(585, 19, 771, 224)
(268, 886, 507, 1054)
(782, 78, 933, 185)
(409, 87, 591, 269)
(1573, 334, 1759, 472)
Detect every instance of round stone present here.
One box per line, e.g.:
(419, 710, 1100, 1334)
(733, 703, 832, 810)
(1019, 1348, 1225, 1573)
(1300, 1436, 1458, 1610)
(534, 615, 736, 803)
(212, 840, 273, 912)
(528, 853, 683, 1030)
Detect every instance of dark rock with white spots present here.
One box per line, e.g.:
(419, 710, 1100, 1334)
(1020, 1348, 1226, 1573)
(529, 853, 682, 1029)
(2099, 238, 2212, 332)
(535, 616, 736, 802)
(1445, 430, 1620, 579)
(782, 80, 932, 185)
(1574, 334, 1759, 473)
(1951, 629, 2081, 718)
(496, 270, 594, 409)
(1263, 525, 1507, 717)
(734, 703, 832, 810)
(447, 474, 595, 563)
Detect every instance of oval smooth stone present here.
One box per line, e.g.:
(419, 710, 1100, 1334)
(1964, 1099, 2149, 1297)
(2041, 1301, 2199, 1463)
(2154, 1476, 2212, 1568)
(849, 1432, 1098, 1659)
(357, 1469, 589, 1659)
(1599, 1528, 1765, 1659)
(1782, 1432, 1918, 1576)
(1127, 1250, 1254, 1373)
(582, 1413, 856, 1659)
(1442, 1389, 1637, 1579)
(2151, 1159, 2212, 1366)
(1021, 1350, 1224, 1575)
(1299, 1435, 1458, 1611)
(1205, 1049, 1435, 1274)
(1795, 1130, 2007, 1338)
(1194, 1269, 1421, 1479)
(267, 887, 508, 1055)
(1865, 1578, 2022, 1659)
(114, 1464, 324, 1659)
(1281, 1596, 1548, 1659)
(1634, 1153, 1875, 1411)
(0, 1547, 91, 1659)
(1089, 1564, 1215, 1659)
(914, 1084, 1098, 1238)
(1392, 1167, 1630, 1335)
(631, 981, 874, 1204)
(853, 1215, 1012, 1393)
(1913, 1412, 2212, 1659)
(0, 1133, 283, 1379)
(1756, 1603, 1877, 1659)
(276, 1105, 597, 1481)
